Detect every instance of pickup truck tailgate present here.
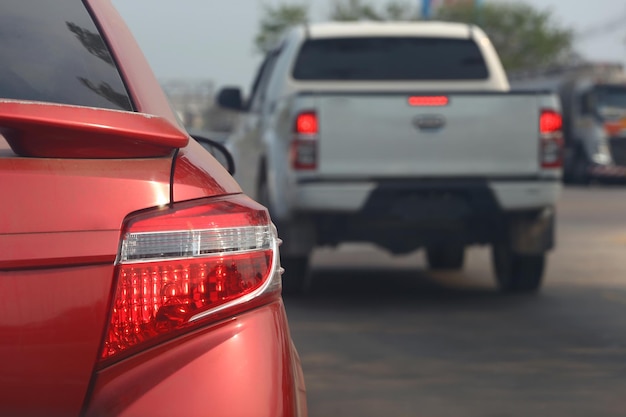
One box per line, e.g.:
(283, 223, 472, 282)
(313, 93, 543, 178)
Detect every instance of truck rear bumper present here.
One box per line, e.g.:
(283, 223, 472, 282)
(489, 180, 561, 210)
(288, 179, 559, 254)
(295, 182, 376, 211)
(295, 179, 561, 212)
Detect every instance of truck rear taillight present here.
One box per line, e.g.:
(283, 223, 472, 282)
(539, 109, 564, 169)
(291, 111, 318, 170)
(100, 195, 280, 365)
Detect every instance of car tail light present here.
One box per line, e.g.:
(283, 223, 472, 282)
(100, 195, 280, 365)
(539, 109, 564, 169)
(291, 111, 318, 170)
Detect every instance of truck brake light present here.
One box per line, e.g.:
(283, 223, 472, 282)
(408, 96, 449, 107)
(539, 109, 564, 169)
(100, 195, 280, 366)
(291, 111, 318, 170)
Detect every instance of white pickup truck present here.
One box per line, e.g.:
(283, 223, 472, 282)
(217, 21, 563, 294)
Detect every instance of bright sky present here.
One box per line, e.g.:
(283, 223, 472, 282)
(111, 0, 626, 91)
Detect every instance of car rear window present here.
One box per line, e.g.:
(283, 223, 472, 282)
(292, 37, 489, 81)
(0, 0, 132, 111)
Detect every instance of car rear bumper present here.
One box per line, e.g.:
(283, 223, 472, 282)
(84, 300, 307, 417)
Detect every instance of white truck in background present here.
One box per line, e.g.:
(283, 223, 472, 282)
(217, 21, 563, 294)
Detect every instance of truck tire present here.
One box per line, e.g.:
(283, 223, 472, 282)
(492, 245, 545, 293)
(426, 245, 465, 270)
(280, 256, 309, 296)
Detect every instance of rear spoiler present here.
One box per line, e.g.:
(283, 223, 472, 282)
(0, 100, 188, 158)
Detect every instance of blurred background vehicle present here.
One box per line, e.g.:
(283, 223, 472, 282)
(0, 1, 306, 416)
(511, 62, 626, 183)
(217, 21, 563, 295)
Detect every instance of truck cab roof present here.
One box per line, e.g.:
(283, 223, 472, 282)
(301, 21, 476, 40)
(269, 20, 509, 93)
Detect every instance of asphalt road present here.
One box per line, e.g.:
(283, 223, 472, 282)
(284, 186, 626, 417)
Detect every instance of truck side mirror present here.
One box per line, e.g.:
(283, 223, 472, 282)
(216, 87, 244, 112)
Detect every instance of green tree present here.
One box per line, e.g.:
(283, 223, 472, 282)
(254, 3, 309, 53)
(254, 1, 577, 72)
(435, 2, 576, 71)
(330, 0, 416, 21)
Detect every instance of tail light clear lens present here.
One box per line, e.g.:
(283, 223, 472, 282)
(100, 195, 280, 365)
(291, 111, 318, 170)
(539, 109, 564, 169)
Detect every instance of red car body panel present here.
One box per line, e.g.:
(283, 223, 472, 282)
(0, 149, 172, 237)
(85, 301, 306, 417)
(0, 1, 306, 416)
(173, 139, 242, 202)
(0, 265, 114, 416)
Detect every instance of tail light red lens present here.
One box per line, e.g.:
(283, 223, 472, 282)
(296, 112, 318, 135)
(539, 109, 564, 169)
(291, 111, 318, 170)
(540, 110, 562, 134)
(408, 96, 449, 107)
(100, 195, 280, 365)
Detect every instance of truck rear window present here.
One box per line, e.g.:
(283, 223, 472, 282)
(0, 0, 132, 111)
(292, 37, 489, 81)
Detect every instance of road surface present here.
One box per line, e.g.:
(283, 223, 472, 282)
(284, 186, 626, 417)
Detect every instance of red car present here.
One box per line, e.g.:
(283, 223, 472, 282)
(0, 1, 307, 416)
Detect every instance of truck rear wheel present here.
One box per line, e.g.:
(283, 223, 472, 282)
(280, 255, 309, 296)
(492, 245, 545, 293)
(426, 245, 465, 270)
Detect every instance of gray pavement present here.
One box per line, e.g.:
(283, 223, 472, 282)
(284, 185, 626, 417)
